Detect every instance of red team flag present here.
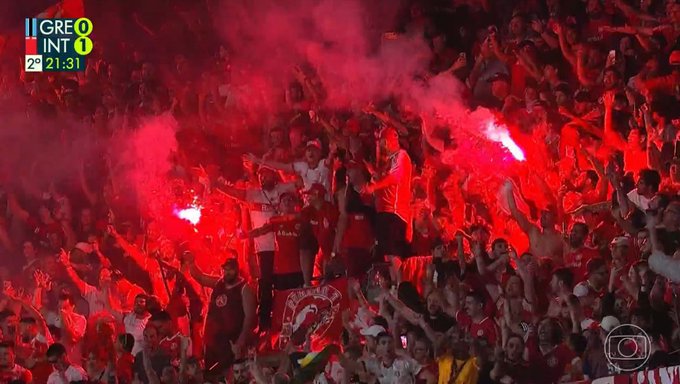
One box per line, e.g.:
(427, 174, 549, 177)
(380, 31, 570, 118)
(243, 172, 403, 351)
(271, 278, 349, 350)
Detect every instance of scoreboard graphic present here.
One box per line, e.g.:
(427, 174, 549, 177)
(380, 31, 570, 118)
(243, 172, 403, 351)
(24, 17, 93, 72)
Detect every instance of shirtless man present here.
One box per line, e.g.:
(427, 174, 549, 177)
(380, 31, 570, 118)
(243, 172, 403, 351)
(503, 181, 563, 262)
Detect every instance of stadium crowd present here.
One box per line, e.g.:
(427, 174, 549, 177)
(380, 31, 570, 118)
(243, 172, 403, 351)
(0, 0, 680, 382)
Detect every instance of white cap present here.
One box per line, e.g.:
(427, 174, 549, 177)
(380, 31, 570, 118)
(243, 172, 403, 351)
(600, 316, 621, 332)
(359, 325, 386, 338)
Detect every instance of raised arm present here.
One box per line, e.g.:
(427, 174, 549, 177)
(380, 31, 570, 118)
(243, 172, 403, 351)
(0, 224, 14, 253)
(603, 92, 627, 151)
(58, 249, 95, 296)
(555, 24, 577, 67)
(383, 291, 424, 325)
(215, 184, 247, 202)
(79, 161, 98, 206)
(531, 20, 559, 49)
(7, 192, 30, 222)
(244, 153, 294, 173)
(575, 48, 596, 87)
(607, 166, 632, 219)
(502, 181, 538, 235)
(514, 254, 537, 309)
(247, 223, 274, 239)
(364, 104, 410, 136)
(582, 149, 609, 202)
(332, 187, 349, 256)
(108, 225, 148, 270)
(182, 252, 220, 288)
(20, 299, 52, 344)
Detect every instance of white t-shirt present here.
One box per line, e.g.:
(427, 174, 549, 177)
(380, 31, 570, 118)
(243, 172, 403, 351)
(366, 356, 420, 384)
(47, 364, 88, 384)
(245, 182, 296, 252)
(124, 312, 151, 356)
(626, 190, 651, 211)
(46, 311, 87, 364)
(293, 160, 330, 198)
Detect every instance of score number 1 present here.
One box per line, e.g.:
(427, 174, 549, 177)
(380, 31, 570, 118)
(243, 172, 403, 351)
(25, 55, 43, 72)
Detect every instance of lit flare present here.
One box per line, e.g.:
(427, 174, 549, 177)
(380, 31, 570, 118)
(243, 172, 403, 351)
(484, 121, 525, 162)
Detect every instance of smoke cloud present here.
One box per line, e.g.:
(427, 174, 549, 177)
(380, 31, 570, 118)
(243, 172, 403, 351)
(214, 0, 524, 175)
(112, 113, 179, 220)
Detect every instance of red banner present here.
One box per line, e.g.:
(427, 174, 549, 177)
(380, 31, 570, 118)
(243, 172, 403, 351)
(630, 365, 680, 383)
(571, 365, 680, 384)
(271, 278, 349, 350)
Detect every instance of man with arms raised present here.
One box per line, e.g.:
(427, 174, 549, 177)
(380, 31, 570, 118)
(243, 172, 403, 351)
(363, 127, 412, 285)
(503, 180, 564, 262)
(219, 166, 295, 330)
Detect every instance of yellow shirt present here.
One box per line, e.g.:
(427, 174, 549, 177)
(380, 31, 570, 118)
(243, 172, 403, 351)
(437, 356, 479, 384)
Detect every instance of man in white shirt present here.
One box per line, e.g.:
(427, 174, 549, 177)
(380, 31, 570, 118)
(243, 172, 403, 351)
(363, 127, 412, 284)
(292, 140, 331, 196)
(49, 294, 87, 365)
(46, 343, 88, 384)
(615, 169, 661, 216)
(365, 332, 420, 384)
(116, 294, 151, 356)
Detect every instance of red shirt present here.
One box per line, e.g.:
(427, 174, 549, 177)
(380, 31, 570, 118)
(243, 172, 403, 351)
(301, 202, 338, 256)
(159, 333, 189, 368)
(274, 220, 304, 275)
(527, 342, 575, 384)
(564, 247, 599, 282)
(456, 311, 498, 345)
(375, 150, 412, 222)
(115, 352, 134, 383)
(0, 364, 32, 384)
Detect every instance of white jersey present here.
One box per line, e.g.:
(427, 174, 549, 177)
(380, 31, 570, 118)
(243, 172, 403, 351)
(293, 160, 331, 199)
(47, 365, 88, 384)
(245, 182, 296, 252)
(124, 312, 150, 356)
(365, 356, 420, 384)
